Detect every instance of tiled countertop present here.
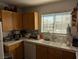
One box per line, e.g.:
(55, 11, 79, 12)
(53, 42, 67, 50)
(4, 39, 23, 46)
(23, 39, 77, 53)
(4, 38, 78, 53)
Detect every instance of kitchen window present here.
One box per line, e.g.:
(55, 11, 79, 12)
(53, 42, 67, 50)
(41, 12, 71, 34)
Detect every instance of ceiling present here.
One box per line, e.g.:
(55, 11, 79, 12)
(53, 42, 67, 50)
(0, 0, 64, 7)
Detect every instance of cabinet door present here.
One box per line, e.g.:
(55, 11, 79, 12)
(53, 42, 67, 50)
(62, 50, 76, 59)
(12, 12, 22, 30)
(36, 45, 48, 59)
(15, 42, 24, 59)
(23, 12, 39, 30)
(2, 10, 13, 32)
(48, 47, 62, 59)
(23, 13, 34, 30)
(17, 13, 22, 29)
(5, 42, 24, 59)
(28, 13, 35, 30)
(24, 42, 36, 59)
(22, 14, 28, 29)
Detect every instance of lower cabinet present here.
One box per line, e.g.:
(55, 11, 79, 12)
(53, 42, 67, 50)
(36, 45, 48, 59)
(62, 50, 76, 59)
(5, 42, 76, 59)
(36, 45, 76, 59)
(4, 42, 24, 59)
(48, 47, 62, 59)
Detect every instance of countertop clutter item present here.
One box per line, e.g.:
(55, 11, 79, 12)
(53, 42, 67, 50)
(20, 30, 38, 39)
(39, 33, 44, 39)
(20, 29, 27, 37)
(12, 30, 22, 40)
(3, 36, 12, 42)
(3, 30, 22, 41)
(29, 30, 38, 39)
(4, 6, 17, 12)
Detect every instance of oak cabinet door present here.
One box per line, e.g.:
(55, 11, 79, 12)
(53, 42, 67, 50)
(36, 45, 48, 59)
(15, 42, 24, 59)
(4, 42, 24, 59)
(62, 50, 76, 59)
(23, 13, 34, 30)
(12, 12, 22, 30)
(2, 10, 13, 32)
(23, 12, 38, 30)
(48, 47, 62, 59)
(22, 14, 28, 29)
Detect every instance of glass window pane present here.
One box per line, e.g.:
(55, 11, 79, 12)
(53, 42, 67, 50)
(41, 12, 71, 34)
(54, 15, 63, 33)
(41, 15, 54, 33)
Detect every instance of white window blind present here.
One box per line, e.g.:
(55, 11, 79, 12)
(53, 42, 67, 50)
(41, 12, 71, 34)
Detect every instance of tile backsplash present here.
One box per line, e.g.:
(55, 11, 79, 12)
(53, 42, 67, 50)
(3, 30, 73, 46)
(3, 32, 10, 37)
(42, 33, 72, 44)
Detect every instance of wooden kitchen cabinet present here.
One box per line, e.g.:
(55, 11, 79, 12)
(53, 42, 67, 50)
(36, 45, 62, 59)
(36, 45, 48, 59)
(1, 10, 23, 31)
(62, 50, 76, 59)
(23, 12, 39, 30)
(12, 12, 23, 30)
(36, 45, 76, 59)
(48, 47, 76, 59)
(2, 10, 13, 32)
(4, 42, 24, 59)
(48, 47, 62, 59)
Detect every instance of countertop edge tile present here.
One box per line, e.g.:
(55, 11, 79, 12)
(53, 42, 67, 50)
(4, 38, 78, 53)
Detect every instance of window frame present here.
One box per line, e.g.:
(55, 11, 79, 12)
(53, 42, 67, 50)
(41, 12, 72, 34)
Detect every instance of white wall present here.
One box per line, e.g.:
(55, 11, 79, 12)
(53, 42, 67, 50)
(23, 0, 77, 14)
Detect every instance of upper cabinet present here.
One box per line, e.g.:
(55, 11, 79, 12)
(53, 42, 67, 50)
(2, 10, 13, 32)
(12, 12, 23, 30)
(0, 10, 2, 18)
(1, 10, 23, 32)
(23, 12, 39, 30)
(1, 10, 39, 31)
